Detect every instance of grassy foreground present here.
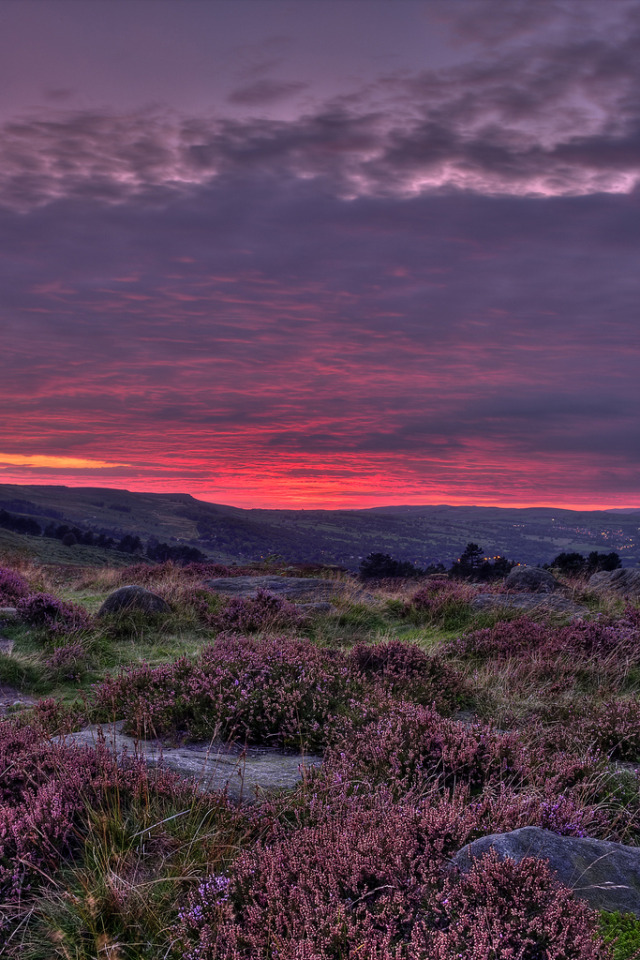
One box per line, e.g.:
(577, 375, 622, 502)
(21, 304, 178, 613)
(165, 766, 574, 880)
(1, 558, 640, 958)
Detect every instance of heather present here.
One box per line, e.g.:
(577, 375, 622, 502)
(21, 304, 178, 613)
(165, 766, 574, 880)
(1, 557, 639, 957)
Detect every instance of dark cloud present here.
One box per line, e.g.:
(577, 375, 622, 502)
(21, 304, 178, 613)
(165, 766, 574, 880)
(3, 2, 640, 211)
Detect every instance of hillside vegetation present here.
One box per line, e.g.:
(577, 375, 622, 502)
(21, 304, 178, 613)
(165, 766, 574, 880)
(0, 482, 639, 569)
(1, 552, 640, 957)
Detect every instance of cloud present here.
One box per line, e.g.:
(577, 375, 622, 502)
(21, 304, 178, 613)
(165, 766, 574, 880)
(2, 1, 640, 210)
(0, 453, 130, 469)
(228, 79, 308, 106)
(1, 1, 639, 506)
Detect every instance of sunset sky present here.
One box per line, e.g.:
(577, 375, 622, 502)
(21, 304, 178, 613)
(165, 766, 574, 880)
(1, 0, 639, 509)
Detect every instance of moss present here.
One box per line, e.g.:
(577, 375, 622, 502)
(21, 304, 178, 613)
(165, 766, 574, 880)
(600, 911, 640, 959)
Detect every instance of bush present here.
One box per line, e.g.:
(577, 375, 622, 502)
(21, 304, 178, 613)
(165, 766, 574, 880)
(412, 849, 606, 959)
(0, 565, 30, 604)
(17, 592, 92, 638)
(91, 635, 366, 748)
(212, 589, 306, 633)
(348, 640, 467, 713)
(175, 788, 606, 960)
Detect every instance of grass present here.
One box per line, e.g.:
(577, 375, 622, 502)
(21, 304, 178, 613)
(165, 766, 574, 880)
(1, 557, 640, 957)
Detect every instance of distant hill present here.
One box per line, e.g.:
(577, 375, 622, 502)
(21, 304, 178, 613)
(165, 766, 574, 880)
(0, 483, 638, 569)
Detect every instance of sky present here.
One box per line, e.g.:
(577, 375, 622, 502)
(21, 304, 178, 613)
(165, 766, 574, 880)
(1, 0, 639, 510)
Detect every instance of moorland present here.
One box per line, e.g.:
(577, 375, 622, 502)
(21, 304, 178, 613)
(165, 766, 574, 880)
(1, 543, 640, 958)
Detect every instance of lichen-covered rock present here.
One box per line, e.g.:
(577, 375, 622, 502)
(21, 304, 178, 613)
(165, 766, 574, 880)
(451, 826, 640, 915)
(589, 568, 640, 597)
(505, 566, 559, 593)
(98, 585, 170, 616)
(57, 721, 322, 803)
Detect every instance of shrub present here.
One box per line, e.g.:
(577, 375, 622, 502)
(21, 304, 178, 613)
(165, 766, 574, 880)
(175, 788, 479, 960)
(348, 640, 467, 713)
(44, 641, 90, 682)
(412, 849, 606, 959)
(17, 592, 92, 638)
(212, 589, 306, 633)
(0, 565, 29, 604)
(91, 635, 366, 748)
(409, 579, 477, 628)
(326, 701, 525, 796)
(175, 787, 606, 960)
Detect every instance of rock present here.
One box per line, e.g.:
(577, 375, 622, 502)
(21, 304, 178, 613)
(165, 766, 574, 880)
(505, 567, 559, 593)
(451, 826, 640, 916)
(0, 638, 14, 654)
(0, 684, 36, 715)
(589, 568, 640, 597)
(202, 576, 343, 600)
(0, 606, 19, 621)
(98, 585, 171, 617)
(56, 721, 322, 803)
(471, 593, 588, 618)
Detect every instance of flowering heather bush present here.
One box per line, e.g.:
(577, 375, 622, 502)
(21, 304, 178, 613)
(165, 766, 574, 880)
(212, 589, 307, 633)
(175, 787, 479, 960)
(411, 850, 606, 959)
(446, 614, 640, 664)
(412, 578, 477, 610)
(0, 564, 29, 604)
(583, 699, 640, 762)
(348, 640, 467, 713)
(326, 701, 526, 796)
(44, 640, 90, 682)
(17, 591, 92, 638)
(0, 721, 119, 903)
(91, 635, 366, 748)
(176, 787, 606, 960)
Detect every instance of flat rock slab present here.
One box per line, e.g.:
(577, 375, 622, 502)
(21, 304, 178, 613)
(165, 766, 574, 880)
(202, 576, 343, 600)
(471, 593, 588, 618)
(452, 826, 640, 916)
(57, 721, 322, 803)
(0, 607, 18, 621)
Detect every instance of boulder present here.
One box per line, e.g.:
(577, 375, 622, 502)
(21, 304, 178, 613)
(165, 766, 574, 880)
(451, 826, 640, 916)
(0, 606, 19, 621)
(505, 567, 559, 593)
(56, 721, 322, 803)
(202, 576, 342, 600)
(471, 593, 588, 618)
(589, 568, 640, 597)
(98, 585, 170, 617)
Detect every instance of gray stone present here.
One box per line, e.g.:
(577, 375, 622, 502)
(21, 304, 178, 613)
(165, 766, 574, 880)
(589, 568, 640, 597)
(0, 606, 19, 621)
(56, 721, 322, 803)
(0, 684, 36, 715)
(452, 826, 640, 916)
(471, 593, 588, 618)
(202, 576, 343, 600)
(98, 585, 170, 616)
(0, 638, 14, 654)
(505, 567, 559, 593)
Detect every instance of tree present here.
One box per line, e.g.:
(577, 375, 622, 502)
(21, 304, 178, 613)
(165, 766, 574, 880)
(451, 543, 484, 579)
(359, 552, 423, 580)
